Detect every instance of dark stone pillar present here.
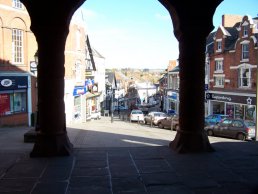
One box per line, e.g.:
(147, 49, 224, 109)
(159, 0, 222, 153)
(21, 0, 85, 157)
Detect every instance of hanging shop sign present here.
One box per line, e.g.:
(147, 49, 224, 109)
(206, 92, 256, 105)
(73, 86, 87, 96)
(0, 76, 28, 91)
(30, 61, 38, 75)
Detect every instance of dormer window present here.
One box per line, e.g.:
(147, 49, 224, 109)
(243, 26, 248, 37)
(216, 40, 222, 52)
(12, 0, 23, 9)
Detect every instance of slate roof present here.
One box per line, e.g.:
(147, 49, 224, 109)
(224, 27, 239, 50)
(169, 65, 180, 73)
(105, 72, 117, 88)
(206, 32, 216, 54)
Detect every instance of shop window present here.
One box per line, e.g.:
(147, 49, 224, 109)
(239, 67, 251, 88)
(74, 96, 81, 119)
(242, 44, 249, 60)
(235, 104, 244, 119)
(226, 104, 234, 118)
(245, 105, 255, 121)
(12, 29, 23, 64)
(0, 91, 27, 116)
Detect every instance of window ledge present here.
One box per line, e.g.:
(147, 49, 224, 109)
(214, 85, 224, 88)
(214, 70, 224, 74)
(240, 59, 249, 62)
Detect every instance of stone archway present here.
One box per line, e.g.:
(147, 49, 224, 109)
(20, 0, 222, 157)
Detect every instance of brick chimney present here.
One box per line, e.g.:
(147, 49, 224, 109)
(167, 60, 178, 71)
(222, 14, 243, 27)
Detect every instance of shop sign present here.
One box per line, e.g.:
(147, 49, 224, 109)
(0, 76, 28, 91)
(168, 92, 178, 100)
(73, 86, 87, 96)
(30, 61, 37, 75)
(205, 84, 209, 91)
(206, 92, 256, 105)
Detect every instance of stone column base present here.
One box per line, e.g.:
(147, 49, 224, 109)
(170, 130, 215, 153)
(30, 133, 73, 157)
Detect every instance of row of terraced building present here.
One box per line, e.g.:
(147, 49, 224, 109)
(161, 14, 258, 122)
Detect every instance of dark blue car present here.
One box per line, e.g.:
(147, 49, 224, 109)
(205, 114, 229, 125)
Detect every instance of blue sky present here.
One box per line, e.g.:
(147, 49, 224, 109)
(81, 0, 257, 69)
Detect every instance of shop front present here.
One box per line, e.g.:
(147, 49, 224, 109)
(166, 91, 179, 115)
(0, 74, 35, 126)
(206, 92, 256, 121)
(73, 86, 87, 122)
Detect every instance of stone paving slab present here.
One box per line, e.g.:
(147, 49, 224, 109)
(0, 146, 257, 194)
(0, 118, 258, 193)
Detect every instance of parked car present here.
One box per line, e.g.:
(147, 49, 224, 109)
(204, 118, 256, 141)
(205, 114, 229, 125)
(130, 109, 144, 123)
(144, 112, 168, 125)
(157, 115, 179, 131)
(158, 115, 210, 130)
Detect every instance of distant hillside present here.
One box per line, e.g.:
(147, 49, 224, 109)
(108, 68, 166, 84)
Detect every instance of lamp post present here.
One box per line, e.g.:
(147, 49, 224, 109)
(34, 50, 40, 131)
(111, 88, 114, 123)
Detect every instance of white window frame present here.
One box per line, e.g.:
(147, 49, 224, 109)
(171, 74, 179, 90)
(243, 26, 248, 37)
(239, 67, 251, 88)
(216, 40, 222, 52)
(214, 75, 225, 87)
(12, 29, 23, 64)
(242, 44, 249, 60)
(215, 60, 223, 73)
(12, 0, 23, 9)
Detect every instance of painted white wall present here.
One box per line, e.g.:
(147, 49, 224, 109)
(64, 79, 75, 124)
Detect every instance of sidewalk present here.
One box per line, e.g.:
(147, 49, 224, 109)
(0, 117, 258, 194)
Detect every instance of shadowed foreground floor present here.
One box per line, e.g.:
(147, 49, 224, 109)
(0, 117, 258, 194)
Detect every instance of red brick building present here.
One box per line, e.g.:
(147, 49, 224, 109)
(206, 15, 258, 121)
(0, 1, 88, 126)
(0, 0, 38, 126)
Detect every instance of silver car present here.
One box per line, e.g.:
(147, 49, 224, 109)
(130, 109, 144, 123)
(144, 112, 168, 125)
(205, 118, 256, 141)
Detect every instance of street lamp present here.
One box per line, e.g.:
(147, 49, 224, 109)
(34, 50, 39, 131)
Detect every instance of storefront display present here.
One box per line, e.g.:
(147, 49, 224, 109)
(0, 76, 28, 116)
(206, 92, 256, 122)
